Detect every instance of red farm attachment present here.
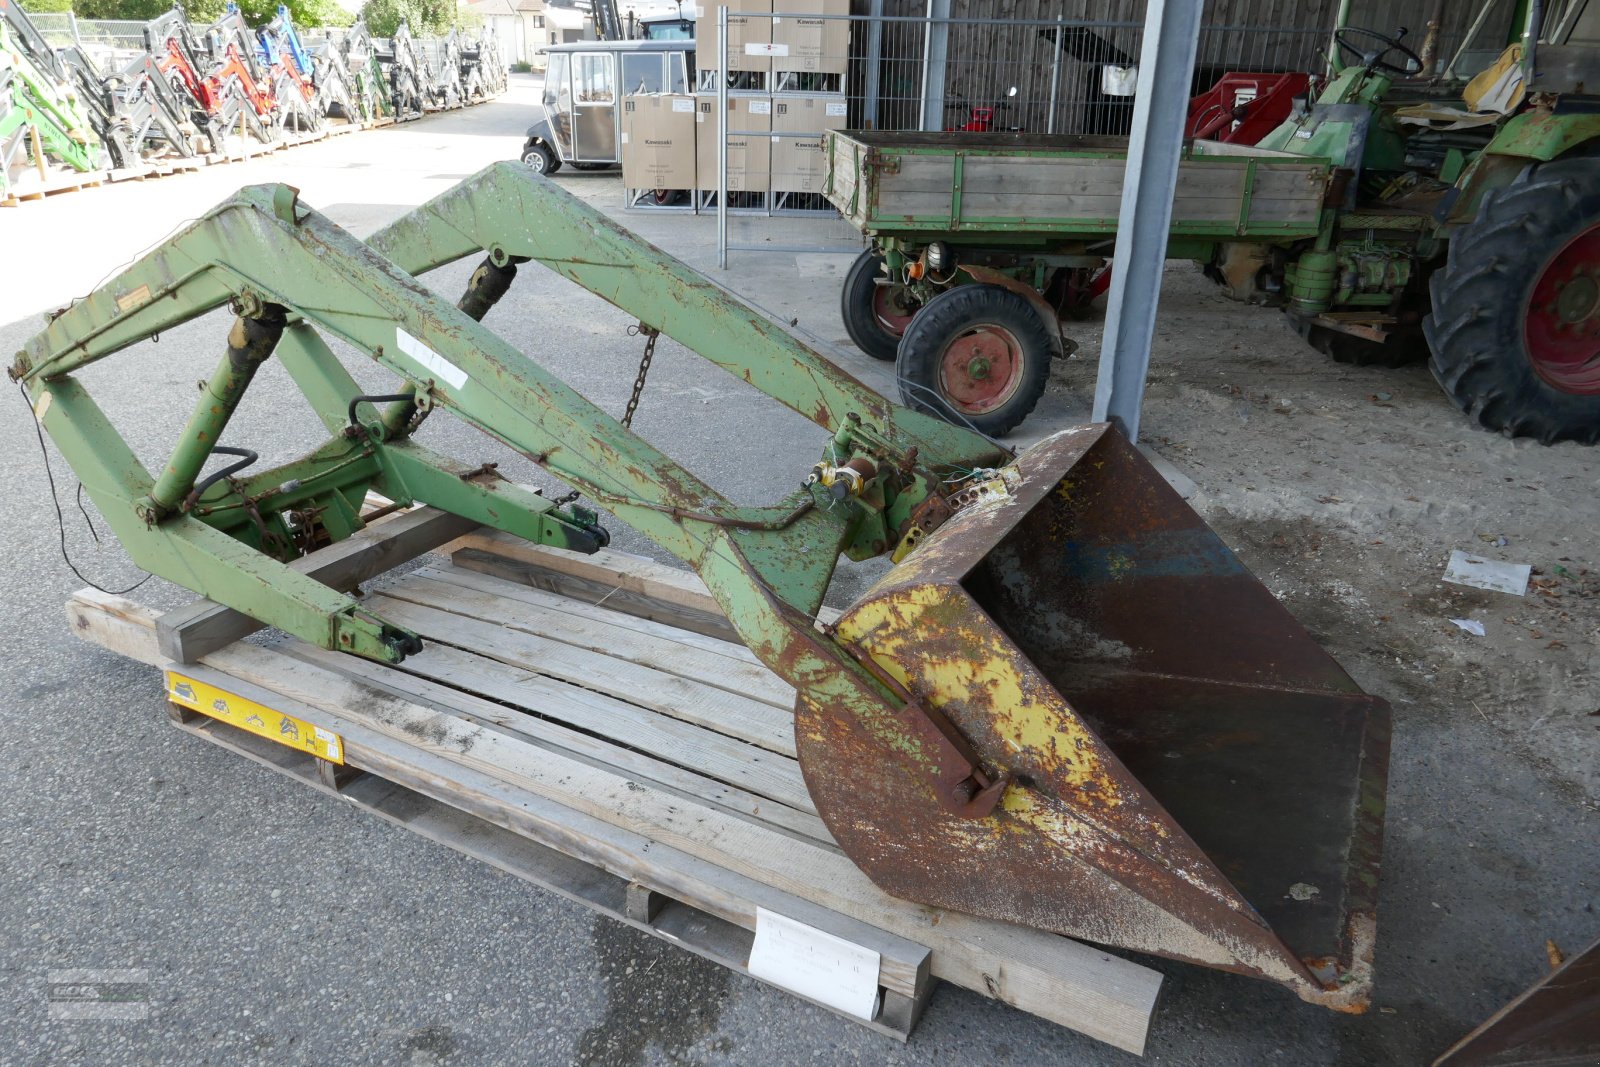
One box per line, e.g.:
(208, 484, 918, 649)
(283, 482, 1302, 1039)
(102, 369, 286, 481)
(1188, 71, 1311, 144)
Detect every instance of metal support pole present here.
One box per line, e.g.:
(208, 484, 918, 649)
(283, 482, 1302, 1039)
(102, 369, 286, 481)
(918, 0, 950, 132)
(1091, 0, 1202, 442)
(864, 0, 885, 128)
(1046, 16, 1064, 134)
(716, 4, 729, 269)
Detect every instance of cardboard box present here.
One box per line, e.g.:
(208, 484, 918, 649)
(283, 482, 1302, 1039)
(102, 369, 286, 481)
(771, 0, 850, 75)
(770, 95, 847, 193)
(696, 97, 773, 191)
(621, 95, 698, 190)
(695, 0, 772, 75)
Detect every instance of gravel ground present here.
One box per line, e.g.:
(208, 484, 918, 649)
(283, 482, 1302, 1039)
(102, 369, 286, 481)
(0, 75, 1594, 1067)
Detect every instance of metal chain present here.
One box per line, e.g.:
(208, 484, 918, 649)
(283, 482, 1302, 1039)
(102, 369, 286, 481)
(621, 323, 660, 430)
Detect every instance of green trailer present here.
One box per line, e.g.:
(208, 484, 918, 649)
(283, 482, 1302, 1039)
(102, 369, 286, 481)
(823, 132, 1334, 434)
(824, 15, 1600, 444)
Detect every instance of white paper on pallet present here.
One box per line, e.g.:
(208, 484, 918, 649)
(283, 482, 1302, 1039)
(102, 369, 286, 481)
(747, 908, 880, 1020)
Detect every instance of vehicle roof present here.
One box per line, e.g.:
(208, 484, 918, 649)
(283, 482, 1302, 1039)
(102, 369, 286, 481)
(540, 39, 693, 55)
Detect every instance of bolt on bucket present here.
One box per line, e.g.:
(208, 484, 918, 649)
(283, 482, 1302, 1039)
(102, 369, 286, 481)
(800, 424, 1388, 1009)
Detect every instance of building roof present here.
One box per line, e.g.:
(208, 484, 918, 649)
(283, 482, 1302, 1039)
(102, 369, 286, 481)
(468, 0, 520, 16)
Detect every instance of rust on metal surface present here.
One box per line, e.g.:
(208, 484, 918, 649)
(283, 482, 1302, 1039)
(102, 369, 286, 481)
(798, 424, 1390, 1009)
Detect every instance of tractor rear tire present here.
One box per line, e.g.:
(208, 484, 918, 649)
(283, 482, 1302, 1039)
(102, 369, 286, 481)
(1425, 156, 1600, 444)
(896, 284, 1057, 437)
(841, 250, 920, 361)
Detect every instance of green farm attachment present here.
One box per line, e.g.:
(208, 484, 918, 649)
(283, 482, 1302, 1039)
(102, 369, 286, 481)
(1, 3, 103, 200)
(14, 165, 1389, 1010)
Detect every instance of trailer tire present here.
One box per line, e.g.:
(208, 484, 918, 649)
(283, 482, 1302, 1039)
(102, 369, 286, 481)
(1425, 156, 1600, 444)
(841, 250, 920, 361)
(897, 285, 1057, 437)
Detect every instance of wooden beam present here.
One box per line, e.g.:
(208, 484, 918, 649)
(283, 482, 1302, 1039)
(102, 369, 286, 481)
(156, 507, 482, 663)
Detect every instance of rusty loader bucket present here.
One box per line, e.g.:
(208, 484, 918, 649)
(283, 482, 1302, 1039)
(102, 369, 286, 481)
(809, 425, 1388, 1009)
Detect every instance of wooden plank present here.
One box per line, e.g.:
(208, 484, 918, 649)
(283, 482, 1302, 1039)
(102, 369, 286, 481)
(424, 561, 766, 664)
(392, 567, 792, 708)
(448, 530, 739, 640)
(448, 531, 841, 636)
(156, 506, 481, 663)
(452, 546, 743, 642)
(288, 637, 821, 821)
(67, 589, 1163, 1052)
(366, 593, 795, 755)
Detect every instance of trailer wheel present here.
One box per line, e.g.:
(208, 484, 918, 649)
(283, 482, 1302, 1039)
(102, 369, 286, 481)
(522, 142, 558, 174)
(897, 285, 1057, 436)
(1426, 156, 1600, 444)
(841, 250, 921, 361)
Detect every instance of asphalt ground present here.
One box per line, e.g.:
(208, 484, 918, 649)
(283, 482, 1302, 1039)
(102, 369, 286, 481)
(0, 75, 1595, 1066)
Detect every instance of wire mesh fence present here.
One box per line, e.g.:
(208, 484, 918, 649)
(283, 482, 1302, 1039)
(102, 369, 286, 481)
(692, 5, 1487, 261)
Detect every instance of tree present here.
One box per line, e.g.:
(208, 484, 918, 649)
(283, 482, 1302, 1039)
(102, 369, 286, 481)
(27, 0, 352, 28)
(358, 0, 457, 37)
(16, 0, 76, 15)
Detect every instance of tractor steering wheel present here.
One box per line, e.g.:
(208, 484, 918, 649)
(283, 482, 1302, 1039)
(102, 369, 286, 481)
(1334, 26, 1424, 77)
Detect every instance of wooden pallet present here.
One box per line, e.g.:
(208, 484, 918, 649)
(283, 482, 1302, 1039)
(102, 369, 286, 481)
(65, 516, 1163, 1053)
(3, 165, 107, 203)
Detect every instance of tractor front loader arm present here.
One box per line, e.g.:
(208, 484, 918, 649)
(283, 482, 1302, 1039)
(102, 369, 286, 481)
(13, 173, 983, 657)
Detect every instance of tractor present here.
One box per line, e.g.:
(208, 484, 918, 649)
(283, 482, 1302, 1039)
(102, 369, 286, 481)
(829, 3, 1600, 442)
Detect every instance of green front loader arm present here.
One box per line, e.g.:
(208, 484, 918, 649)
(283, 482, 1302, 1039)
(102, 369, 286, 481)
(13, 162, 999, 661)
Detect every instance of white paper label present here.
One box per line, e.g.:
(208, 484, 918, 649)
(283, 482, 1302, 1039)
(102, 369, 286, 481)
(746, 42, 789, 55)
(747, 908, 880, 1020)
(672, 97, 694, 112)
(396, 328, 468, 390)
(750, 99, 772, 114)
(825, 102, 847, 116)
(620, 131, 630, 143)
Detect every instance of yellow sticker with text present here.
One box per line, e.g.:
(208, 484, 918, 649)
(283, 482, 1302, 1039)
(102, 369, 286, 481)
(164, 670, 344, 764)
